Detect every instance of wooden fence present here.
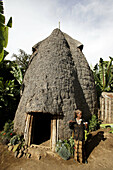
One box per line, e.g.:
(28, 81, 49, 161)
(99, 92, 113, 123)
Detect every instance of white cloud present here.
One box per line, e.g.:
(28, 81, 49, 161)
(3, 0, 113, 66)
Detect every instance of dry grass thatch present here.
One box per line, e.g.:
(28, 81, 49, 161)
(14, 28, 97, 139)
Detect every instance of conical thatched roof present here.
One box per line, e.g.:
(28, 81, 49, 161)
(14, 28, 97, 136)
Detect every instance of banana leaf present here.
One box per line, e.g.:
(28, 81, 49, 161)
(0, 1, 4, 14)
(7, 17, 12, 28)
(0, 1, 12, 62)
(99, 58, 106, 88)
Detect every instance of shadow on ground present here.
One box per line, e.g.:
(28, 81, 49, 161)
(85, 131, 106, 159)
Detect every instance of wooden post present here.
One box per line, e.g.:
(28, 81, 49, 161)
(99, 97, 102, 120)
(109, 99, 112, 123)
(105, 97, 108, 122)
(112, 101, 113, 123)
(50, 119, 53, 150)
(51, 119, 57, 152)
(28, 115, 33, 146)
(101, 97, 104, 121)
(57, 119, 59, 142)
(24, 114, 31, 145)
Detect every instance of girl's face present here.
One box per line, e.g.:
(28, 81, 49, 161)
(77, 112, 82, 119)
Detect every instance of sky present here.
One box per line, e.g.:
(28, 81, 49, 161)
(3, 0, 113, 66)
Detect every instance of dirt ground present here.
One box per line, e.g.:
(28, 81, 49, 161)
(0, 128, 113, 170)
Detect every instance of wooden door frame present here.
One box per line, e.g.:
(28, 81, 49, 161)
(24, 113, 59, 152)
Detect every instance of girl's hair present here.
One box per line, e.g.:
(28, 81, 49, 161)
(74, 109, 82, 118)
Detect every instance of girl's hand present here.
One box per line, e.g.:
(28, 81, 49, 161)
(84, 122, 88, 129)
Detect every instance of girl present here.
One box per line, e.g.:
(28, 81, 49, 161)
(69, 109, 88, 163)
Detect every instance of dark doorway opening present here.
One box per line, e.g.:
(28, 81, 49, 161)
(31, 113, 51, 145)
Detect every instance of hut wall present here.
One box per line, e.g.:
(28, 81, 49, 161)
(100, 92, 113, 123)
(64, 33, 97, 119)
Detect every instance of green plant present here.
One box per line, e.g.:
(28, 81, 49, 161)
(0, 2, 22, 130)
(68, 137, 75, 156)
(93, 57, 113, 100)
(10, 134, 25, 151)
(0, 0, 12, 62)
(12, 49, 31, 75)
(10, 63, 23, 85)
(100, 124, 113, 133)
(84, 130, 89, 141)
(55, 139, 63, 153)
(0, 120, 15, 143)
(55, 137, 75, 158)
(109, 128, 113, 133)
(0, 78, 16, 108)
(58, 146, 70, 160)
(10, 135, 21, 145)
(0, 61, 22, 129)
(89, 115, 99, 132)
(100, 124, 113, 128)
(63, 139, 71, 152)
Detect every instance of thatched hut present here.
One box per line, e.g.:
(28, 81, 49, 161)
(14, 28, 97, 151)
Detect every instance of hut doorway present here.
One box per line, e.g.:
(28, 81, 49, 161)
(24, 113, 58, 151)
(31, 113, 51, 145)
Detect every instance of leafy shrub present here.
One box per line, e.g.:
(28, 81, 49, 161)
(84, 130, 89, 141)
(55, 139, 63, 153)
(10, 134, 25, 150)
(89, 115, 99, 131)
(58, 146, 70, 160)
(0, 120, 15, 143)
(109, 128, 113, 133)
(55, 137, 75, 159)
(68, 137, 75, 156)
(10, 135, 20, 145)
